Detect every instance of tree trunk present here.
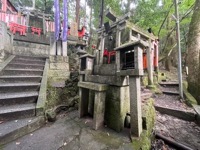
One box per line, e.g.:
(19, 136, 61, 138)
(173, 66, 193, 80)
(187, 0, 200, 104)
(76, 0, 80, 29)
(32, 0, 35, 9)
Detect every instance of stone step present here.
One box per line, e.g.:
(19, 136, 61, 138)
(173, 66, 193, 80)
(159, 82, 179, 86)
(11, 59, 45, 65)
(6, 63, 45, 70)
(162, 91, 179, 95)
(0, 83, 40, 93)
(0, 103, 36, 121)
(14, 57, 46, 62)
(0, 69, 43, 76)
(0, 91, 38, 107)
(0, 116, 45, 145)
(0, 75, 42, 83)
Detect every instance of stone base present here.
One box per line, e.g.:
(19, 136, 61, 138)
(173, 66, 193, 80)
(48, 56, 70, 82)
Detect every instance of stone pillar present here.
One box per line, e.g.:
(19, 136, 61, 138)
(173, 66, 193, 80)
(147, 39, 153, 85)
(129, 77, 142, 137)
(116, 51, 120, 72)
(62, 41, 67, 56)
(57, 41, 62, 56)
(79, 88, 89, 117)
(99, 36, 105, 65)
(42, 13, 46, 35)
(93, 91, 106, 130)
(50, 33, 56, 55)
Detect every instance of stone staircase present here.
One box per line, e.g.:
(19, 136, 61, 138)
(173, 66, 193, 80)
(0, 55, 47, 145)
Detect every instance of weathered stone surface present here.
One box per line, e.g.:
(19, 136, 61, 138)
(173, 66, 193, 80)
(93, 91, 106, 130)
(49, 56, 69, 63)
(85, 75, 129, 86)
(78, 82, 108, 91)
(94, 64, 117, 76)
(13, 33, 50, 45)
(129, 77, 142, 137)
(48, 70, 70, 79)
(49, 63, 69, 70)
(117, 69, 144, 76)
(105, 86, 130, 132)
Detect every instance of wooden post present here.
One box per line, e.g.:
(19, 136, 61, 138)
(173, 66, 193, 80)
(116, 27, 121, 71)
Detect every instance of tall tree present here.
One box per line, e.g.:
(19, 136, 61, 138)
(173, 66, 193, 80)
(187, 0, 200, 104)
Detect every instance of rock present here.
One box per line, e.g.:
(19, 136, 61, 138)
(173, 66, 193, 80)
(45, 109, 56, 122)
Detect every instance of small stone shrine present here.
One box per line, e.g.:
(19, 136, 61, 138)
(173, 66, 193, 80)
(78, 8, 158, 137)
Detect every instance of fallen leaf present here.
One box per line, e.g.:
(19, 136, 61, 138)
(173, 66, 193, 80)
(16, 142, 20, 145)
(0, 121, 3, 124)
(30, 134, 33, 136)
(15, 120, 18, 123)
(63, 142, 67, 146)
(107, 133, 110, 136)
(28, 120, 32, 123)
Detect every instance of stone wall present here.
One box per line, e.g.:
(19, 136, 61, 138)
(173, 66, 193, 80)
(0, 21, 13, 62)
(12, 40, 50, 57)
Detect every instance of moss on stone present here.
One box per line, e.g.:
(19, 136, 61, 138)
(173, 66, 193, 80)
(183, 81, 198, 106)
(141, 75, 148, 87)
(157, 72, 167, 83)
(132, 98, 156, 150)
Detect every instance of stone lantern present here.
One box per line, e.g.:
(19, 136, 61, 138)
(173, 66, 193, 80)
(115, 40, 147, 137)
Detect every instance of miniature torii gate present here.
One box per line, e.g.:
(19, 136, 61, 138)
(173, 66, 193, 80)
(97, 8, 159, 85)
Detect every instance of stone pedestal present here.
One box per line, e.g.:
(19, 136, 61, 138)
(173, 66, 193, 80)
(78, 82, 108, 130)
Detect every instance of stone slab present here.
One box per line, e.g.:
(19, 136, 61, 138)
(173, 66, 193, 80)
(155, 105, 196, 121)
(78, 82, 108, 91)
(85, 75, 129, 86)
(117, 69, 144, 76)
